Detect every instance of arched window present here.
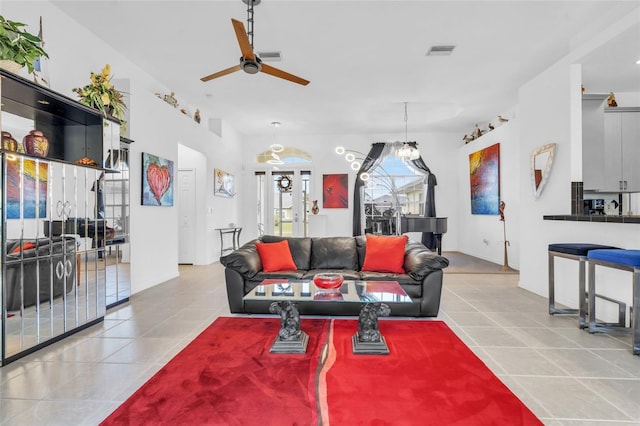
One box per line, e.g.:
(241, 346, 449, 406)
(364, 155, 426, 235)
(256, 147, 311, 165)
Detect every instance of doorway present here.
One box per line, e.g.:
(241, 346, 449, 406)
(178, 168, 196, 264)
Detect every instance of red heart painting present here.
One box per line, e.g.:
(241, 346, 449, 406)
(146, 163, 171, 204)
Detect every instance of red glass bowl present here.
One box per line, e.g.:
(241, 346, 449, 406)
(313, 273, 344, 289)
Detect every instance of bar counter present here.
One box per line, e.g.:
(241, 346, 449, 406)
(543, 215, 640, 224)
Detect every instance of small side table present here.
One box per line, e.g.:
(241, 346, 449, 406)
(216, 227, 242, 255)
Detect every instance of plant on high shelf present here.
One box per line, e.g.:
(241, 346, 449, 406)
(0, 15, 48, 74)
(72, 64, 127, 124)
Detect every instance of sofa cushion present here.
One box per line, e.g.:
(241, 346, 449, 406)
(362, 234, 408, 274)
(358, 271, 422, 298)
(255, 240, 297, 272)
(261, 235, 312, 270)
(9, 241, 37, 254)
(355, 235, 367, 269)
(310, 237, 358, 270)
(403, 240, 450, 280)
(252, 270, 306, 282)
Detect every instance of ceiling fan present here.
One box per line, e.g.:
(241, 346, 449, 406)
(200, 0, 310, 86)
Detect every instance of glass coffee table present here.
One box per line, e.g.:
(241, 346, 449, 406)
(243, 279, 413, 355)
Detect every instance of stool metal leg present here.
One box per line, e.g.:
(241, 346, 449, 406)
(633, 268, 639, 356)
(548, 251, 579, 315)
(588, 261, 597, 332)
(588, 260, 630, 334)
(578, 256, 588, 328)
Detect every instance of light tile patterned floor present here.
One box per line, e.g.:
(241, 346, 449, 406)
(1, 258, 639, 425)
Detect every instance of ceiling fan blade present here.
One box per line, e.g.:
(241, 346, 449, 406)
(200, 65, 242, 82)
(232, 18, 255, 61)
(261, 63, 310, 86)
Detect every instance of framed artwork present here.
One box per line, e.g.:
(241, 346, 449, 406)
(323, 173, 348, 208)
(141, 152, 174, 206)
(469, 143, 500, 215)
(7, 158, 48, 219)
(214, 168, 235, 197)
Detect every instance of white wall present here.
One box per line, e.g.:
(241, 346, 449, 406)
(239, 131, 460, 249)
(2, 3, 244, 295)
(456, 122, 521, 268)
(517, 10, 640, 322)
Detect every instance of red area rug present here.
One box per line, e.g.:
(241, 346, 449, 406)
(101, 317, 541, 425)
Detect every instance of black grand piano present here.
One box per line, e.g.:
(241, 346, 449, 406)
(400, 215, 448, 255)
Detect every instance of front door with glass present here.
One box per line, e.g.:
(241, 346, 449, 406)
(256, 170, 310, 237)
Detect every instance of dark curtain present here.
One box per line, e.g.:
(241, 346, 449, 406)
(352, 143, 386, 236)
(408, 142, 438, 250)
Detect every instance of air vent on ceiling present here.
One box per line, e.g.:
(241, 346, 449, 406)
(257, 51, 282, 62)
(426, 45, 456, 56)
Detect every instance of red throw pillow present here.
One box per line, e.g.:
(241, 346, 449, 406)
(255, 240, 297, 272)
(10, 242, 36, 254)
(362, 234, 408, 274)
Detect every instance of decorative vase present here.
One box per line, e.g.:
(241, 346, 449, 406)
(0, 60, 23, 74)
(313, 273, 344, 289)
(23, 130, 49, 157)
(1, 131, 19, 152)
(311, 200, 319, 215)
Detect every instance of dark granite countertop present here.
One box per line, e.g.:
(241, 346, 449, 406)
(543, 215, 640, 223)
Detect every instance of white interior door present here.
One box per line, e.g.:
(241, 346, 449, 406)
(178, 168, 196, 264)
(264, 169, 310, 237)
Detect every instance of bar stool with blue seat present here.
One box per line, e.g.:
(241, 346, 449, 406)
(586, 249, 639, 355)
(548, 243, 623, 329)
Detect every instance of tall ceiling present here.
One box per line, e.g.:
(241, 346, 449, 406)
(51, 0, 640, 137)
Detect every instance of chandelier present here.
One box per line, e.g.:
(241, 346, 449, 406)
(267, 121, 284, 165)
(395, 102, 420, 161)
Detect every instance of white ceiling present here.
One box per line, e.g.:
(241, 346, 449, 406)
(52, 0, 640, 137)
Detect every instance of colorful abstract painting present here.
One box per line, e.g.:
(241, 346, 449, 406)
(214, 168, 235, 197)
(141, 152, 174, 206)
(323, 174, 348, 208)
(469, 143, 500, 215)
(6, 158, 48, 219)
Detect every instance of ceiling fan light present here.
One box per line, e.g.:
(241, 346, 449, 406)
(270, 143, 284, 153)
(351, 161, 361, 170)
(345, 153, 355, 162)
(335, 147, 345, 155)
(360, 172, 370, 181)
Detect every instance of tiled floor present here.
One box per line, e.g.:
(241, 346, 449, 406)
(1, 257, 639, 425)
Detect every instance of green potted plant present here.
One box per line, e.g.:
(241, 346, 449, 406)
(73, 64, 127, 121)
(0, 15, 48, 74)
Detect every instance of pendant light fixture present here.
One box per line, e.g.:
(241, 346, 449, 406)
(395, 102, 420, 161)
(267, 121, 284, 165)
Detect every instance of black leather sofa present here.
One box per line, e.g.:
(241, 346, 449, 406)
(4, 236, 77, 311)
(220, 235, 449, 317)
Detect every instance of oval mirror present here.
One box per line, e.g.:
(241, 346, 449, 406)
(531, 143, 556, 198)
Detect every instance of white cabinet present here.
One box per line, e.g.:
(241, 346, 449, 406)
(582, 95, 640, 193)
(602, 108, 640, 192)
(582, 94, 608, 191)
(0, 69, 120, 364)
